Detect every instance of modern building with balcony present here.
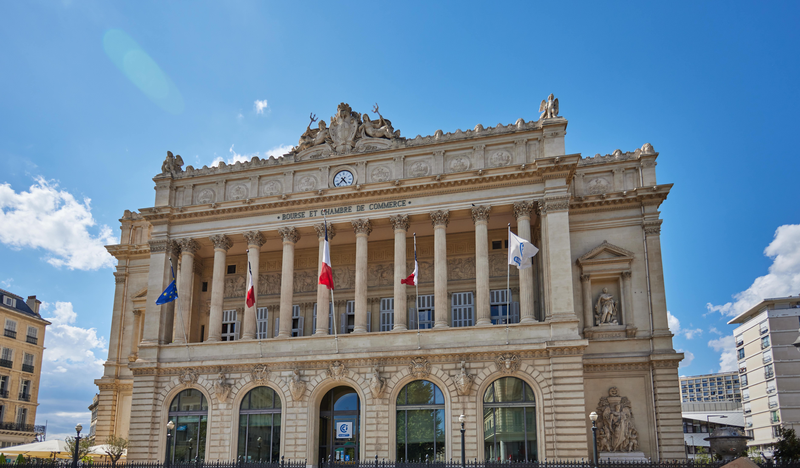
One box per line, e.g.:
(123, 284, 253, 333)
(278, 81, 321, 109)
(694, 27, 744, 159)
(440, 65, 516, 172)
(729, 295, 800, 451)
(0, 289, 49, 448)
(680, 372, 741, 407)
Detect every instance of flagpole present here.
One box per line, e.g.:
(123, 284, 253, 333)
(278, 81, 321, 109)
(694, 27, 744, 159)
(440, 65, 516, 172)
(323, 209, 339, 354)
(413, 233, 421, 350)
(247, 253, 263, 359)
(506, 224, 511, 345)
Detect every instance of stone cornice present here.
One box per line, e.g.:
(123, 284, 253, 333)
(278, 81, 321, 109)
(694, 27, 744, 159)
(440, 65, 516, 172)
(569, 184, 672, 213)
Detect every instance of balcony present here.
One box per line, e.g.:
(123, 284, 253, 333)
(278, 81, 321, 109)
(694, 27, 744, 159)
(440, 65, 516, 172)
(21, 364, 33, 374)
(766, 371, 775, 379)
(0, 422, 36, 433)
(25, 336, 37, 345)
(0, 360, 12, 369)
(3, 330, 16, 339)
(18, 393, 30, 402)
(770, 401, 778, 409)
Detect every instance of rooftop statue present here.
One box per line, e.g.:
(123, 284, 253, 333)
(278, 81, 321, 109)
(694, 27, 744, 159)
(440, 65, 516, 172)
(296, 102, 400, 154)
(161, 151, 184, 175)
(539, 93, 560, 120)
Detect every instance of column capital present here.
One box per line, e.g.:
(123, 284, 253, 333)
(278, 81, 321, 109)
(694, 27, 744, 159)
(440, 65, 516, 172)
(643, 220, 662, 236)
(167, 239, 181, 257)
(622, 271, 632, 279)
(580, 274, 591, 283)
(430, 210, 450, 227)
(132, 308, 143, 317)
(513, 201, 535, 219)
(279, 227, 300, 244)
(113, 272, 128, 284)
(243, 231, 265, 248)
(537, 196, 570, 214)
(210, 234, 232, 251)
(389, 214, 410, 231)
(314, 223, 336, 240)
(148, 239, 169, 253)
(351, 219, 372, 236)
(471, 205, 491, 224)
(177, 238, 201, 255)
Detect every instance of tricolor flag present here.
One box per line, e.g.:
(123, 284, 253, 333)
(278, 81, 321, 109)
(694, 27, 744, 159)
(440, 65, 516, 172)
(401, 234, 418, 286)
(319, 222, 334, 290)
(246, 260, 256, 308)
(508, 226, 539, 270)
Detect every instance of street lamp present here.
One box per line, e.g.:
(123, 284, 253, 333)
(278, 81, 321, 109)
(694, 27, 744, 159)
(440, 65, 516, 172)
(459, 414, 466, 468)
(589, 412, 599, 468)
(72, 423, 83, 468)
(166, 420, 175, 467)
(257, 436, 262, 462)
(707, 414, 728, 431)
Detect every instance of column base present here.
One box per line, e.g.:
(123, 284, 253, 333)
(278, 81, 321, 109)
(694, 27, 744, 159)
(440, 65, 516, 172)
(475, 319, 492, 327)
(241, 333, 256, 340)
(392, 325, 408, 331)
(351, 327, 367, 334)
(205, 336, 221, 343)
(433, 322, 449, 329)
(314, 331, 329, 336)
(519, 316, 536, 324)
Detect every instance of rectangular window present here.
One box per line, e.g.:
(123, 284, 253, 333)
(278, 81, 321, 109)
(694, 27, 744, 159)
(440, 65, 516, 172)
(256, 307, 269, 339)
(747, 430, 754, 438)
(0, 348, 12, 368)
(15, 407, 26, 426)
(25, 326, 37, 345)
(415, 295, 435, 330)
(202, 282, 208, 292)
(740, 374, 748, 387)
(3, 320, 15, 340)
(221, 309, 239, 341)
(760, 321, 769, 335)
(451, 292, 474, 327)
(291, 305, 304, 337)
(745, 416, 753, 428)
(21, 353, 33, 373)
(773, 426, 782, 438)
(744, 403, 751, 414)
(341, 301, 356, 334)
(19, 380, 30, 401)
(0, 376, 7, 398)
(227, 265, 236, 274)
(762, 335, 771, 349)
(490, 289, 519, 324)
(765, 363, 775, 379)
(763, 349, 773, 364)
(2, 297, 14, 308)
(769, 395, 779, 408)
(380, 298, 394, 332)
(737, 348, 745, 360)
(735, 334, 744, 347)
(739, 361, 747, 374)
(767, 380, 777, 394)
(742, 389, 750, 401)
(312, 303, 333, 335)
(771, 410, 780, 423)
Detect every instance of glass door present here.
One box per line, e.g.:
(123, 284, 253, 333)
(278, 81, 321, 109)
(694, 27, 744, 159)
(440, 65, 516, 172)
(319, 387, 360, 464)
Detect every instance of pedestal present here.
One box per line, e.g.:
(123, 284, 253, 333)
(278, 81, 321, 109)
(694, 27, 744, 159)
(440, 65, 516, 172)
(599, 452, 648, 462)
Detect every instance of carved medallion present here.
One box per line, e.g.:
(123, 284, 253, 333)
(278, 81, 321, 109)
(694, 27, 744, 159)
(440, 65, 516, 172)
(179, 368, 198, 386)
(454, 361, 474, 396)
(586, 178, 611, 195)
(288, 369, 306, 401)
(327, 361, 347, 380)
(488, 150, 512, 168)
(251, 365, 270, 385)
(449, 155, 471, 172)
(229, 184, 248, 200)
(495, 353, 519, 374)
(261, 179, 282, 196)
(371, 166, 392, 182)
(408, 357, 431, 378)
(197, 189, 215, 204)
(296, 175, 317, 192)
(409, 161, 431, 177)
(329, 103, 361, 153)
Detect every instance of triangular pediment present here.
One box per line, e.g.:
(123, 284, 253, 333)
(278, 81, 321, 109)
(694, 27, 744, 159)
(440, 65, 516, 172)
(133, 288, 148, 299)
(577, 241, 635, 266)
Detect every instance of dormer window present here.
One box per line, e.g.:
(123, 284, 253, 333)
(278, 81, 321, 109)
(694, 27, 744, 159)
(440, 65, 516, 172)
(1, 297, 14, 308)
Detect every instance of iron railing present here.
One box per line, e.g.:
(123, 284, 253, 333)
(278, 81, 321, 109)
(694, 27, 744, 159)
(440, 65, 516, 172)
(22, 363, 34, 373)
(0, 421, 36, 432)
(4, 329, 16, 339)
(0, 359, 12, 369)
(26, 335, 37, 345)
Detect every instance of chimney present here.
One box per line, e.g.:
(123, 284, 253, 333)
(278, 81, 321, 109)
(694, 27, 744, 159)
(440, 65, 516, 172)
(26, 296, 41, 314)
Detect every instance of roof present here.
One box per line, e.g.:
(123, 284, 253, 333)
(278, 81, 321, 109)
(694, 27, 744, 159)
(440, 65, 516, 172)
(0, 289, 43, 321)
(728, 295, 800, 325)
(682, 410, 745, 428)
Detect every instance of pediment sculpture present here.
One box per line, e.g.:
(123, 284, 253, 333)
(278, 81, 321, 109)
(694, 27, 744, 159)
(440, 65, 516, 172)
(595, 288, 619, 326)
(327, 361, 347, 381)
(288, 368, 306, 401)
(368, 366, 386, 399)
(213, 373, 232, 404)
(454, 361, 474, 396)
(596, 387, 639, 453)
(296, 103, 401, 156)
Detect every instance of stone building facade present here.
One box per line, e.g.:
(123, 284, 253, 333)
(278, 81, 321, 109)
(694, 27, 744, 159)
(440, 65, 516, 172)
(95, 100, 684, 463)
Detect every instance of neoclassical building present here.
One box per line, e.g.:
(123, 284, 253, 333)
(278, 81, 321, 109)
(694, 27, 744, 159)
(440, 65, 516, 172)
(95, 99, 684, 464)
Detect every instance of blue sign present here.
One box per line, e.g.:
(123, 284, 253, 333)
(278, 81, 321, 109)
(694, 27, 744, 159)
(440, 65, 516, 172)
(336, 421, 353, 439)
(177, 425, 187, 431)
(345, 455, 350, 461)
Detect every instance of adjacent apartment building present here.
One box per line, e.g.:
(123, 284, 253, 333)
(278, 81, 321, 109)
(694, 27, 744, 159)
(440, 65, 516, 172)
(729, 295, 800, 451)
(0, 290, 49, 447)
(680, 372, 741, 405)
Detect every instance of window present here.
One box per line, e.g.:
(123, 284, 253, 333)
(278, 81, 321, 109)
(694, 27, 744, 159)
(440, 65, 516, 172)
(312, 303, 333, 335)
(737, 348, 745, 360)
(25, 327, 37, 345)
(771, 410, 780, 423)
(291, 305, 304, 337)
(739, 361, 746, 374)
(201, 282, 208, 292)
(237, 387, 281, 462)
(743, 403, 751, 414)
(451, 292, 474, 327)
(763, 349, 773, 364)
(490, 289, 519, 325)
(414, 295, 434, 330)
(491, 240, 509, 250)
(735, 334, 744, 347)
(256, 307, 269, 339)
(167, 389, 208, 463)
(767, 380, 777, 394)
(740, 375, 748, 387)
(221, 309, 239, 341)
(15, 407, 26, 427)
(19, 380, 30, 401)
(339, 301, 356, 334)
(769, 395, 778, 409)
(762, 336, 771, 349)
(773, 426, 782, 438)
(396, 380, 445, 461)
(2, 297, 14, 308)
(765, 364, 774, 379)
(760, 321, 769, 335)
(747, 430, 754, 439)
(0, 349, 12, 368)
(742, 389, 750, 401)
(380, 298, 394, 332)
(227, 265, 236, 274)
(3, 320, 15, 339)
(483, 377, 538, 461)
(745, 416, 753, 428)
(0, 376, 7, 398)
(21, 354, 33, 373)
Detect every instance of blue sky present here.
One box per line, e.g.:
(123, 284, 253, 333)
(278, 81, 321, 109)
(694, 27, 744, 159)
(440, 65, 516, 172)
(1, 1, 799, 441)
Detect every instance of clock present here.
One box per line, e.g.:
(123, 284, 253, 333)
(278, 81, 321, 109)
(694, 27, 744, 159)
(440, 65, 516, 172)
(333, 170, 354, 187)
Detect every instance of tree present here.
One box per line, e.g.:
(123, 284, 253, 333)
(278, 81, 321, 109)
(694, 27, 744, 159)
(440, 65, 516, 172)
(774, 426, 800, 462)
(102, 435, 128, 468)
(66, 436, 92, 461)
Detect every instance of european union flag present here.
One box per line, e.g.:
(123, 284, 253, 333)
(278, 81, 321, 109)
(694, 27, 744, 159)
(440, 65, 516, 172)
(156, 280, 178, 305)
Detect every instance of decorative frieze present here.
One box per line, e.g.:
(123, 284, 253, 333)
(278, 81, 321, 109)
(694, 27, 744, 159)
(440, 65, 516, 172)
(643, 220, 662, 236)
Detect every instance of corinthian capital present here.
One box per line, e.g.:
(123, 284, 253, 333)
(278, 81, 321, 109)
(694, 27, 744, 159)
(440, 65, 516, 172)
(430, 210, 449, 228)
(210, 234, 232, 251)
(243, 231, 265, 248)
(471, 205, 491, 224)
(177, 238, 201, 255)
(314, 223, 336, 240)
(389, 214, 410, 232)
(351, 219, 373, 236)
(513, 201, 535, 219)
(538, 196, 570, 214)
(279, 227, 300, 244)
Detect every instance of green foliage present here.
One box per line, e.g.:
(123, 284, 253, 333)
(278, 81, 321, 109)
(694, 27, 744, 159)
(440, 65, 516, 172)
(693, 453, 712, 463)
(0, 454, 7, 464)
(103, 435, 129, 467)
(66, 436, 92, 461)
(775, 425, 800, 462)
(14, 454, 25, 464)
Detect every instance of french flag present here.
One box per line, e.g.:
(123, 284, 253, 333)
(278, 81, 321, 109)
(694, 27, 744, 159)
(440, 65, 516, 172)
(246, 260, 256, 308)
(319, 223, 334, 290)
(401, 234, 418, 286)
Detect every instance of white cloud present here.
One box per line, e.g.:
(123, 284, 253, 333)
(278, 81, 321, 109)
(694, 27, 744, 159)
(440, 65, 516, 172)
(683, 328, 703, 340)
(678, 349, 695, 368)
(0, 278, 11, 289)
(266, 144, 293, 158)
(708, 335, 737, 372)
(709, 327, 722, 335)
(0, 177, 117, 270)
(253, 99, 269, 115)
(707, 224, 800, 317)
(667, 311, 702, 339)
(209, 144, 292, 168)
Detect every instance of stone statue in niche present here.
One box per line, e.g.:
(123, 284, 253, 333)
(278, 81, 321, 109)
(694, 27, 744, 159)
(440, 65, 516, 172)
(539, 93, 559, 120)
(594, 288, 619, 325)
(213, 372, 232, 404)
(596, 387, 639, 453)
(161, 151, 184, 175)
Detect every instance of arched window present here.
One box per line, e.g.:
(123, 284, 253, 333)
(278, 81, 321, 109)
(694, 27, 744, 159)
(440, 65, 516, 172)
(167, 389, 208, 462)
(238, 387, 282, 461)
(483, 377, 537, 461)
(396, 380, 445, 461)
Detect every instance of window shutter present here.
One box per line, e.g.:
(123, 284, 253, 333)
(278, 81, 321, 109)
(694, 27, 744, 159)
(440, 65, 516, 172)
(409, 307, 417, 330)
(27, 327, 37, 338)
(273, 318, 280, 338)
(340, 313, 347, 334)
(451, 292, 474, 327)
(511, 302, 520, 324)
(366, 312, 371, 333)
(297, 317, 304, 337)
(5, 320, 15, 332)
(234, 320, 241, 340)
(313, 303, 318, 331)
(380, 298, 394, 331)
(256, 307, 269, 339)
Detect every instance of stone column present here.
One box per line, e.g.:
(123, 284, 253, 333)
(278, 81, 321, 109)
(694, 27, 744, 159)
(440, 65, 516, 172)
(390, 215, 409, 331)
(622, 271, 633, 328)
(173, 238, 199, 344)
(105, 271, 128, 369)
(351, 219, 372, 334)
(314, 223, 336, 335)
(242, 231, 265, 340)
(430, 210, 450, 329)
(160, 241, 180, 344)
(278, 227, 300, 338)
(471, 206, 492, 326)
(141, 239, 170, 348)
(580, 274, 593, 328)
(206, 234, 232, 342)
(514, 201, 536, 323)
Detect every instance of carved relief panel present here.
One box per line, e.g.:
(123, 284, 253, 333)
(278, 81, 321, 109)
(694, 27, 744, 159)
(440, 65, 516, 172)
(260, 178, 283, 196)
(226, 179, 249, 201)
(294, 172, 318, 192)
(405, 156, 433, 178)
(194, 184, 216, 204)
(446, 153, 472, 173)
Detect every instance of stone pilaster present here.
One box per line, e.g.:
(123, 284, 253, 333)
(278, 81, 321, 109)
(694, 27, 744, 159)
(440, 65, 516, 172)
(351, 219, 372, 334)
(513, 201, 536, 323)
(207, 234, 232, 342)
(314, 223, 335, 335)
(242, 231, 265, 340)
(652, 360, 685, 460)
(538, 196, 575, 325)
(644, 217, 670, 340)
(129, 309, 142, 360)
(580, 274, 592, 329)
(471, 206, 492, 326)
(104, 271, 128, 372)
(141, 239, 171, 349)
(390, 215, 410, 331)
(549, 352, 588, 459)
(174, 238, 200, 344)
(430, 210, 449, 328)
(278, 227, 299, 338)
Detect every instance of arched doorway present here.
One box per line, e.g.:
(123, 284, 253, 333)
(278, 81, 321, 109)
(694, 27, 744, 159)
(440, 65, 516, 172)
(237, 386, 282, 462)
(167, 389, 208, 462)
(483, 376, 537, 461)
(319, 386, 360, 463)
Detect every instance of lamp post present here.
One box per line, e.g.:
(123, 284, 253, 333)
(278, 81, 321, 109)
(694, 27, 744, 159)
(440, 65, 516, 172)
(166, 420, 175, 467)
(706, 414, 728, 431)
(589, 412, 599, 468)
(459, 414, 466, 468)
(71, 423, 82, 468)
(257, 436, 262, 462)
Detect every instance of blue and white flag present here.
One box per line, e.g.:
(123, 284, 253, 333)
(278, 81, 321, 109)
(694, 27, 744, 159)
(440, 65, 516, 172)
(156, 262, 178, 305)
(507, 227, 539, 270)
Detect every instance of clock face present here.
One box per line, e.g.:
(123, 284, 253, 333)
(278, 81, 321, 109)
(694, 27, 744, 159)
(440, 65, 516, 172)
(333, 170, 354, 187)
